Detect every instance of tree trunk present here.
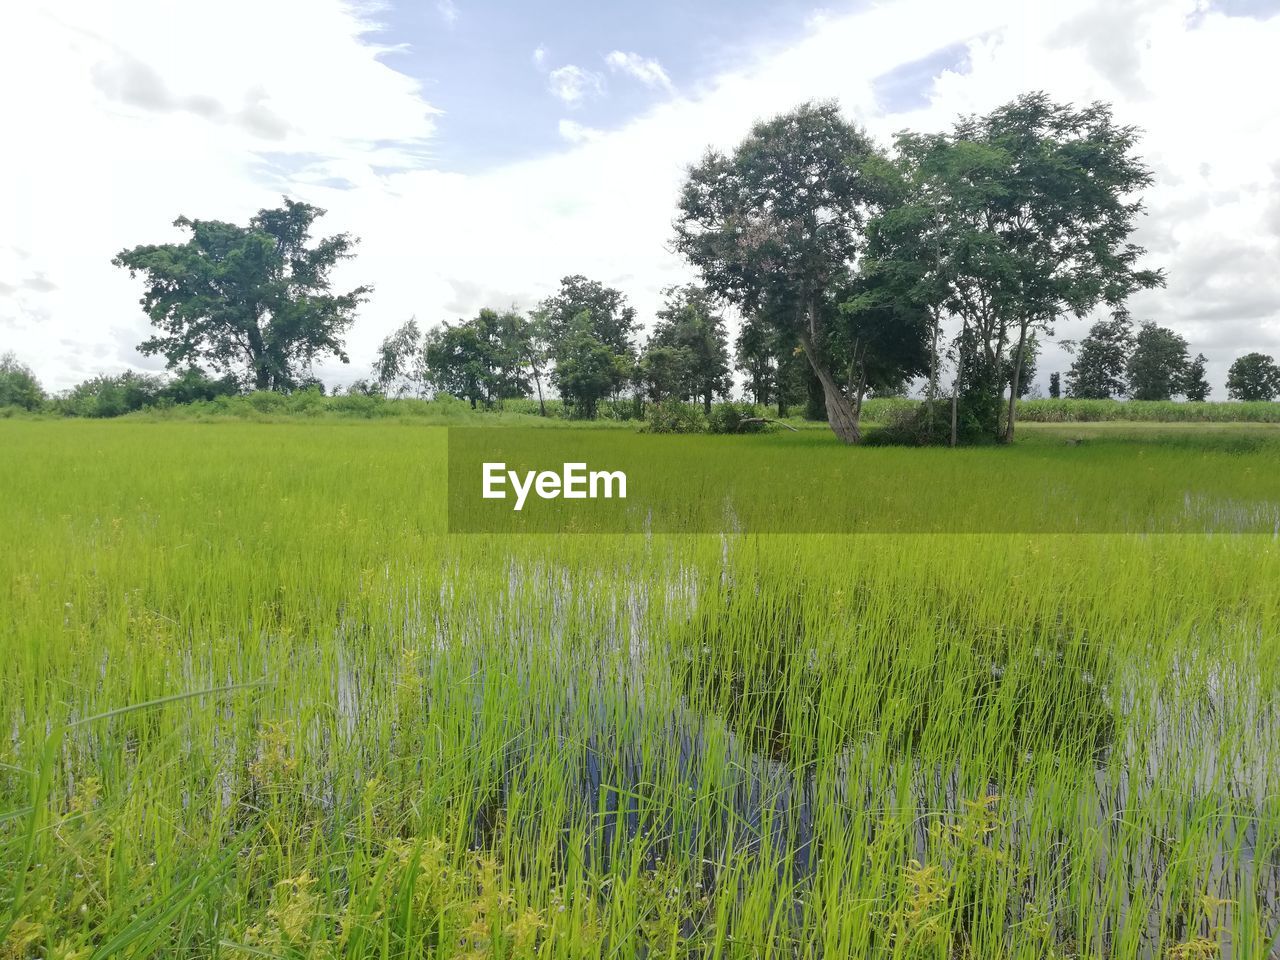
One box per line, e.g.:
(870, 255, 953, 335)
(798, 327, 860, 444)
(950, 318, 966, 448)
(703, 391, 712, 416)
(1003, 320, 1028, 444)
(926, 308, 939, 431)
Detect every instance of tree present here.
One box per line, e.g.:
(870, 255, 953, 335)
(551, 313, 630, 418)
(650, 285, 732, 413)
(1006, 335, 1039, 399)
(537, 277, 637, 417)
(1226, 352, 1280, 401)
(1066, 314, 1134, 398)
(936, 94, 1163, 440)
(1183, 353, 1210, 402)
(636, 344, 692, 403)
(538, 275, 638, 358)
(674, 101, 888, 443)
(500, 311, 551, 416)
(834, 268, 931, 417)
(422, 321, 488, 407)
(1048, 372, 1061, 399)
(114, 198, 369, 391)
(0, 353, 45, 411)
(420, 309, 531, 409)
(1126, 322, 1189, 400)
(734, 314, 777, 407)
(372, 319, 424, 397)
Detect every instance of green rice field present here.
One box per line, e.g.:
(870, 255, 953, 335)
(2, 420, 1279, 958)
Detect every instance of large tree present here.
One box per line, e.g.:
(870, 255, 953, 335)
(1126, 322, 1189, 400)
(673, 101, 887, 443)
(1066, 313, 1135, 399)
(882, 96, 1164, 441)
(1226, 352, 1280, 401)
(114, 198, 369, 391)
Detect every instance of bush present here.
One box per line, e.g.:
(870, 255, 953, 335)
(56, 372, 166, 418)
(641, 401, 707, 434)
(707, 402, 771, 434)
(0, 353, 46, 411)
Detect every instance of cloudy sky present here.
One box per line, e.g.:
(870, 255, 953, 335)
(2, 0, 1279, 397)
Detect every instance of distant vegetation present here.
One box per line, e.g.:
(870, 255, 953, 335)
(8, 93, 1280, 439)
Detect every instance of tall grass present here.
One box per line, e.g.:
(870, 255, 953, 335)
(1015, 398, 1280, 423)
(1, 420, 1278, 958)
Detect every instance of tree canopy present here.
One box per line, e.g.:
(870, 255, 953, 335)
(114, 198, 369, 391)
(1226, 352, 1280, 401)
(674, 100, 888, 442)
(1126, 322, 1189, 401)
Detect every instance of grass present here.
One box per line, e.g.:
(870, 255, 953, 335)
(2, 419, 1279, 958)
(7, 393, 1279, 427)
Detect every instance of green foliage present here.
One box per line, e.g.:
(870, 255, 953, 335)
(706, 401, 771, 434)
(1126, 321, 1189, 400)
(372, 318, 424, 397)
(1067, 313, 1135, 398)
(639, 399, 707, 433)
(1183, 352, 1210, 402)
(733, 313, 778, 406)
(1226, 351, 1280, 401)
(646, 284, 732, 412)
(675, 100, 888, 442)
(537, 274, 638, 358)
(549, 314, 630, 418)
(884, 94, 1164, 440)
(1017, 397, 1280, 422)
(113, 197, 369, 391)
(55, 371, 166, 417)
(635, 344, 691, 403)
(0, 353, 45, 411)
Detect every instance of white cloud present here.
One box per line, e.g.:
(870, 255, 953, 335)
(437, 0, 459, 26)
(4, 0, 1280, 399)
(532, 45, 547, 68)
(546, 64, 604, 107)
(558, 119, 604, 144)
(604, 50, 674, 93)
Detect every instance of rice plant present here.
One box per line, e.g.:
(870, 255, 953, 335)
(1, 420, 1278, 958)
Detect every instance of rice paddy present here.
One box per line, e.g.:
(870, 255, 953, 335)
(2, 419, 1279, 958)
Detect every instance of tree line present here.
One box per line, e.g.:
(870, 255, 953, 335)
(4, 93, 1279, 431)
(353, 278, 733, 420)
(1053, 313, 1278, 401)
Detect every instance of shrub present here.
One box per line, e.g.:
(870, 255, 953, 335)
(641, 400, 706, 434)
(707, 402, 770, 434)
(0, 353, 46, 411)
(56, 372, 165, 418)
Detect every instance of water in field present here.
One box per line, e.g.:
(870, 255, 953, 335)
(306, 557, 1280, 958)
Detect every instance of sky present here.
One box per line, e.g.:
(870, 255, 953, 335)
(2, 0, 1279, 398)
